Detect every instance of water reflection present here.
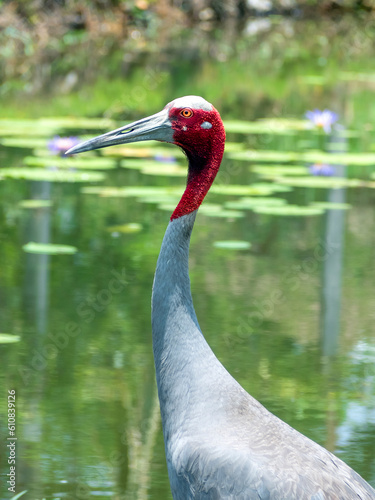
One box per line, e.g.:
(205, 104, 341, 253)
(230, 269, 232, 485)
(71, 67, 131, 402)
(320, 127, 347, 357)
(23, 181, 52, 335)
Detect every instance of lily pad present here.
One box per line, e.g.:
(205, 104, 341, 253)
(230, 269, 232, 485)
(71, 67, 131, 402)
(0, 334, 21, 344)
(106, 223, 143, 233)
(141, 164, 186, 177)
(23, 242, 78, 254)
(81, 186, 182, 197)
(24, 155, 116, 170)
(211, 184, 275, 196)
(102, 143, 183, 159)
(138, 195, 181, 204)
(213, 240, 251, 250)
(1, 137, 50, 149)
(1, 168, 105, 183)
(253, 205, 324, 216)
(19, 199, 53, 209)
(224, 119, 309, 135)
(252, 165, 308, 177)
(225, 197, 287, 210)
(302, 150, 375, 166)
(229, 149, 375, 166)
(228, 150, 299, 163)
(273, 176, 366, 189)
(121, 159, 177, 170)
(224, 142, 245, 152)
(251, 182, 293, 193)
(200, 209, 244, 218)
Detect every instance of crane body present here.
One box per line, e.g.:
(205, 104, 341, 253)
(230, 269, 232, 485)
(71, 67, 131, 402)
(67, 96, 375, 499)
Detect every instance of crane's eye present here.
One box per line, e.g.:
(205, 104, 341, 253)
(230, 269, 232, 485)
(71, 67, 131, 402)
(180, 108, 193, 118)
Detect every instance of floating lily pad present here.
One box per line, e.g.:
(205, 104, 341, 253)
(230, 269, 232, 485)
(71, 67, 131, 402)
(229, 149, 375, 166)
(102, 143, 183, 159)
(228, 150, 299, 163)
(121, 159, 176, 170)
(141, 164, 186, 177)
(19, 199, 53, 209)
(81, 186, 182, 197)
(273, 176, 366, 189)
(1, 137, 50, 149)
(302, 151, 375, 166)
(312, 202, 351, 210)
(224, 142, 245, 152)
(225, 197, 287, 210)
(224, 119, 309, 135)
(0, 334, 21, 344)
(211, 184, 275, 196)
(253, 205, 324, 216)
(213, 240, 251, 250)
(23, 242, 78, 254)
(251, 182, 293, 193)
(24, 155, 116, 170)
(224, 120, 264, 134)
(106, 223, 143, 233)
(252, 165, 308, 176)
(137, 195, 181, 204)
(2, 168, 105, 183)
(200, 209, 244, 218)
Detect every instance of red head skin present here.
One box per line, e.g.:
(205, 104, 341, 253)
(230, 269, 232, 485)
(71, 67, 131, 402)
(168, 105, 226, 221)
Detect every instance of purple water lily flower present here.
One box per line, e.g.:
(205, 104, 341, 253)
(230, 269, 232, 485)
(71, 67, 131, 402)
(48, 136, 80, 156)
(305, 109, 338, 133)
(308, 163, 334, 176)
(154, 154, 177, 163)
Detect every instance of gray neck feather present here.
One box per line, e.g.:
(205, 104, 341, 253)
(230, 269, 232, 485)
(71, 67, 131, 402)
(151, 211, 222, 434)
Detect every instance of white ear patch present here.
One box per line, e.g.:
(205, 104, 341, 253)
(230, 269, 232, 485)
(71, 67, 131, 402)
(201, 121, 212, 129)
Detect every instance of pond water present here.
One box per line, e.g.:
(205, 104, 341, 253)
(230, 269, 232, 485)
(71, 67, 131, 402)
(1, 18, 375, 500)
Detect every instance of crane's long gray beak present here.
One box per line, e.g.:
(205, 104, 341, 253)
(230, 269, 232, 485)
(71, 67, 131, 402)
(65, 109, 173, 155)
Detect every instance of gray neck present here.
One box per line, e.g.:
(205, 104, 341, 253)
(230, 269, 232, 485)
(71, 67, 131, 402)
(151, 211, 219, 427)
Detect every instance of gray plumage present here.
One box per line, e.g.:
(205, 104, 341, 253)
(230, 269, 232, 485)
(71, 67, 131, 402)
(152, 211, 375, 500)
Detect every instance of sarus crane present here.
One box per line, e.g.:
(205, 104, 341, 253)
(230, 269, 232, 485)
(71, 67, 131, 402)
(67, 96, 375, 499)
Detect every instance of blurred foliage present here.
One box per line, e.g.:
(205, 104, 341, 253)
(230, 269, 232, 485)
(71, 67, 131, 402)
(1, 0, 375, 99)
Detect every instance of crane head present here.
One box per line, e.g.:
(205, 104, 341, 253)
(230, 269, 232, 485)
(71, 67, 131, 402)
(65, 96, 225, 159)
